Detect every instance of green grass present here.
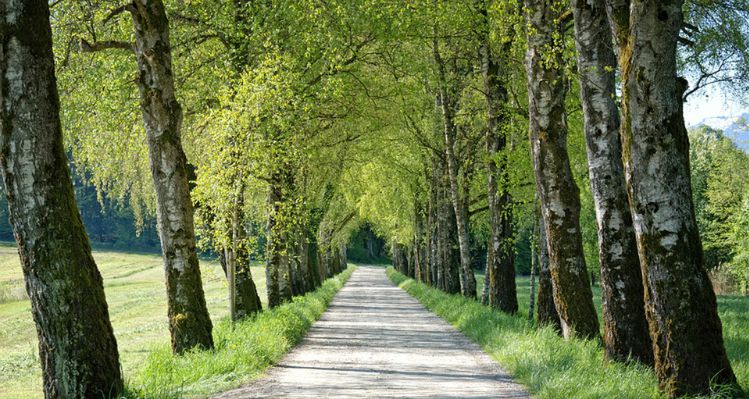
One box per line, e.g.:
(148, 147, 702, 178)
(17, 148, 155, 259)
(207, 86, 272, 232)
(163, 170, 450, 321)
(389, 268, 749, 399)
(122, 266, 355, 398)
(0, 242, 354, 398)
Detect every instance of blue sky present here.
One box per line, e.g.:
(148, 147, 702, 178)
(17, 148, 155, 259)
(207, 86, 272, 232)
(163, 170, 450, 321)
(684, 86, 748, 128)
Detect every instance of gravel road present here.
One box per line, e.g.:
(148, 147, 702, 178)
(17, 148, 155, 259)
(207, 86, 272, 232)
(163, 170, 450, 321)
(213, 266, 530, 398)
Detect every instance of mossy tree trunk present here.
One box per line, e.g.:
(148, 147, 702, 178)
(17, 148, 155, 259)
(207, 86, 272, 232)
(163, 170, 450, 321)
(233, 220, 262, 319)
(307, 239, 322, 289)
(524, 0, 600, 340)
(571, 0, 651, 364)
(536, 214, 562, 332)
(432, 37, 476, 299)
(428, 155, 443, 289)
(431, 155, 462, 294)
(267, 177, 293, 308)
(127, 0, 213, 353)
(479, 0, 518, 314)
(0, 1, 123, 396)
(606, 0, 740, 395)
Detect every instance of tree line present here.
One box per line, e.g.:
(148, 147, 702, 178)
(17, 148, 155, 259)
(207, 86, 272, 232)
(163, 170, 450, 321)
(1, 0, 748, 398)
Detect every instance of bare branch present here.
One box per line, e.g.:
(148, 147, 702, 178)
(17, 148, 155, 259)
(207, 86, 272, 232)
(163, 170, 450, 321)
(677, 36, 696, 47)
(79, 38, 134, 53)
(103, 4, 133, 26)
(469, 205, 489, 218)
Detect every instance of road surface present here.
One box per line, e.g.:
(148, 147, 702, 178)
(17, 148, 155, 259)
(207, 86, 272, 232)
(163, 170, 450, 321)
(214, 266, 530, 398)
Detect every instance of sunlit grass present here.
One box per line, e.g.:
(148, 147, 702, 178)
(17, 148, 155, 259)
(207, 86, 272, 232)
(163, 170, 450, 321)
(389, 267, 748, 399)
(122, 266, 355, 398)
(0, 242, 353, 398)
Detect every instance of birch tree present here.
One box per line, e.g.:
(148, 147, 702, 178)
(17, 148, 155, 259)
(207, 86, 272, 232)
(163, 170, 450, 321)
(0, 0, 122, 395)
(479, 0, 519, 314)
(570, 0, 651, 364)
(80, 0, 215, 353)
(606, 0, 740, 395)
(524, 0, 600, 340)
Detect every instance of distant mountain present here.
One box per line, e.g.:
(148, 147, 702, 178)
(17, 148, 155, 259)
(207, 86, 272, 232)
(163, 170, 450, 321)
(693, 112, 749, 152)
(723, 113, 749, 151)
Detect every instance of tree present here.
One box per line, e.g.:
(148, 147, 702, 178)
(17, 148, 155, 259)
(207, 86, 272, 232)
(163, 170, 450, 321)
(524, 0, 600, 340)
(130, 0, 215, 353)
(536, 213, 562, 331)
(479, 0, 519, 314)
(80, 0, 215, 353)
(606, 0, 740, 395)
(690, 126, 749, 279)
(570, 0, 651, 364)
(0, 0, 122, 396)
(432, 0, 478, 298)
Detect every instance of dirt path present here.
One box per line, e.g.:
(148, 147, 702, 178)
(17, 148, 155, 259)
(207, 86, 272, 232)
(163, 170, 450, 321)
(214, 266, 530, 398)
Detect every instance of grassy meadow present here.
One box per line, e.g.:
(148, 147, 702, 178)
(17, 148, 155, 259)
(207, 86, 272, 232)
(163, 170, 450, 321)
(0, 242, 250, 398)
(395, 268, 749, 399)
(0, 241, 355, 398)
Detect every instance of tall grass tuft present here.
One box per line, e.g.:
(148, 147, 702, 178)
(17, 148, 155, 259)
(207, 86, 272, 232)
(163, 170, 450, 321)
(121, 266, 356, 399)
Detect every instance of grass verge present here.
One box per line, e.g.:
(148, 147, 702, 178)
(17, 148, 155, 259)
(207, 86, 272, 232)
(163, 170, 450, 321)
(388, 267, 728, 399)
(122, 266, 356, 399)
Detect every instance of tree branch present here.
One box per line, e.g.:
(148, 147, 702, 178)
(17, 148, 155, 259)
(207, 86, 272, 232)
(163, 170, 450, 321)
(469, 205, 489, 217)
(677, 36, 696, 47)
(79, 38, 134, 53)
(103, 4, 134, 26)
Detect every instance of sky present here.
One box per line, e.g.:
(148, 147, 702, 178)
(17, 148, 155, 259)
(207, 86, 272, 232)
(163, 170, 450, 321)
(684, 86, 748, 128)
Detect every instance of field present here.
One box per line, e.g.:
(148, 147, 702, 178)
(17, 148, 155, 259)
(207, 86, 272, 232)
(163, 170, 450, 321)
(0, 243, 255, 399)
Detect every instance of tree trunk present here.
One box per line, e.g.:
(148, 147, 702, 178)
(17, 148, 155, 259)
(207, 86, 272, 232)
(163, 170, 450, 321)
(236, 214, 262, 318)
(536, 214, 562, 332)
(340, 243, 348, 272)
(441, 181, 462, 295)
(528, 242, 537, 323)
(221, 236, 262, 321)
(571, 0, 652, 365)
(266, 180, 293, 308)
(412, 246, 421, 282)
(414, 200, 427, 283)
(223, 187, 262, 320)
(298, 233, 311, 294)
(0, 2, 123, 396)
(128, 0, 213, 353)
(524, 0, 600, 340)
(607, 0, 740, 395)
(433, 39, 476, 299)
(480, 2, 518, 314)
(234, 234, 262, 319)
(366, 228, 376, 259)
(444, 133, 476, 298)
(225, 246, 237, 320)
(429, 156, 443, 288)
(288, 231, 306, 296)
(308, 239, 322, 289)
(481, 264, 490, 305)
